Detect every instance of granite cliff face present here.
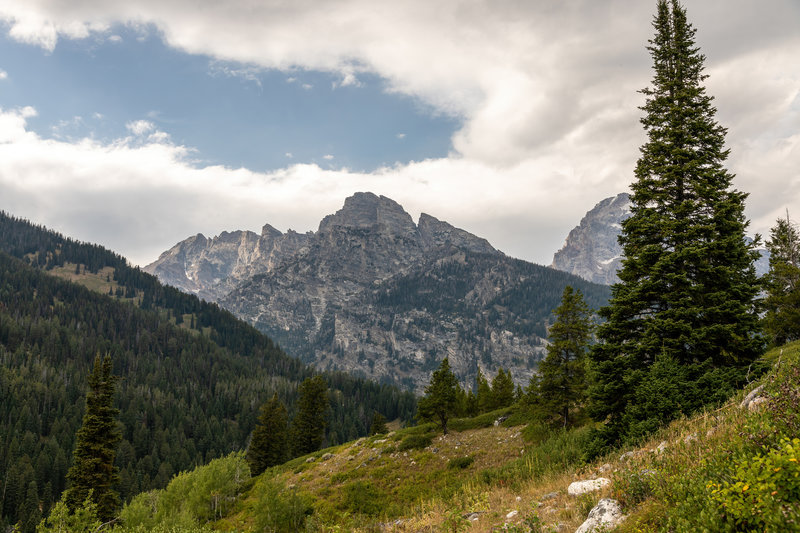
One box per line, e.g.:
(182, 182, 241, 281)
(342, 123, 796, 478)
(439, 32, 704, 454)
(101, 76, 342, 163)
(551, 192, 769, 284)
(145, 192, 610, 392)
(551, 193, 630, 285)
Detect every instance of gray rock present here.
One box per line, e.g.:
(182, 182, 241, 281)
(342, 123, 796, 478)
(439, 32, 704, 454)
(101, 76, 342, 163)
(740, 385, 766, 410)
(540, 491, 559, 501)
(575, 498, 625, 533)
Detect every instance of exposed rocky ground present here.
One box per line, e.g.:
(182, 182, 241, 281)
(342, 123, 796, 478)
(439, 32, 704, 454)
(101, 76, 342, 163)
(145, 192, 609, 392)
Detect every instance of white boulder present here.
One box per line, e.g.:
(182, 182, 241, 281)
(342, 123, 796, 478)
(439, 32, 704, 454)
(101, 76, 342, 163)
(568, 478, 610, 496)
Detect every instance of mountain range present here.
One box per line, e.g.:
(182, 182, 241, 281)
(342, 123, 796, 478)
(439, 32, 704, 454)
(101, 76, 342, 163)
(145, 192, 611, 392)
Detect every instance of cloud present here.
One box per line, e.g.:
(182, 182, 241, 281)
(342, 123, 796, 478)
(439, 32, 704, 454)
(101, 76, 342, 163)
(0, 1, 797, 265)
(396, 133, 406, 140)
(125, 119, 155, 136)
(322, 154, 334, 160)
(0, 69, 7, 80)
(1, 105, 796, 268)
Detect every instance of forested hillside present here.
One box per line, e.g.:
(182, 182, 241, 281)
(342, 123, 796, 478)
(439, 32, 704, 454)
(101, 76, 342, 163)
(0, 212, 416, 531)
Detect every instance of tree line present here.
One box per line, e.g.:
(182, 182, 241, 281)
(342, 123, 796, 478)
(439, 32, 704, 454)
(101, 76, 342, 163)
(0, 247, 415, 532)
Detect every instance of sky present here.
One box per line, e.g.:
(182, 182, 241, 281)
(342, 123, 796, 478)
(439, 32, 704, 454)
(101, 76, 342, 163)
(0, 1, 798, 267)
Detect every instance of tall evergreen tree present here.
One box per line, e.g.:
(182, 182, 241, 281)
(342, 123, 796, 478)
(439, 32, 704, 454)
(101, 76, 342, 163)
(290, 376, 329, 457)
(763, 212, 800, 345)
(417, 358, 459, 434)
(587, 0, 762, 450)
(475, 368, 493, 414)
(64, 355, 121, 522)
(538, 286, 593, 428)
(247, 393, 289, 476)
(490, 368, 515, 410)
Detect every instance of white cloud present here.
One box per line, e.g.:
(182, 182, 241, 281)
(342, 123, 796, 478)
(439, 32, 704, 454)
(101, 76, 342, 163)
(0, 1, 797, 265)
(0, 69, 7, 80)
(396, 133, 406, 140)
(1, 105, 796, 268)
(125, 119, 155, 136)
(322, 154, 334, 160)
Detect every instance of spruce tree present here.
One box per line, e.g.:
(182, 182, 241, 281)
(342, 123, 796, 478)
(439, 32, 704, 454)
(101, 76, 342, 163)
(417, 358, 459, 434)
(369, 412, 388, 436)
(538, 286, 593, 428)
(490, 368, 515, 410)
(763, 212, 800, 345)
(64, 355, 121, 522)
(247, 393, 289, 476)
(587, 0, 762, 450)
(290, 376, 329, 457)
(475, 368, 493, 414)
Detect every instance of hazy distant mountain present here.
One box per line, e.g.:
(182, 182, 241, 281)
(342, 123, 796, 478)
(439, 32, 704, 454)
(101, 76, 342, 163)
(146, 192, 610, 391)
(551, 192, 770, 284)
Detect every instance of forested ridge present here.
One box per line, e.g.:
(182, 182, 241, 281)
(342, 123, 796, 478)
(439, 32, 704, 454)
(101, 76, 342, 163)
(0, 212, 416, 530)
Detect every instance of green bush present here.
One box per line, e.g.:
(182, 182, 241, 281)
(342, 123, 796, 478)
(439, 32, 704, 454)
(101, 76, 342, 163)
(252, 479, 314, 533)
(341, 481, 386, 516)
(118, 452, 249, 530)
(447, 456, 475, 470)
(708, 438, 800, 531)
(398, 433, 433, 451)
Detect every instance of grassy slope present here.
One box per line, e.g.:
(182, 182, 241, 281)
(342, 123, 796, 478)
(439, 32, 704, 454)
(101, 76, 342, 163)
(212, 342, 796, 532)
(116, 342, 798, 532)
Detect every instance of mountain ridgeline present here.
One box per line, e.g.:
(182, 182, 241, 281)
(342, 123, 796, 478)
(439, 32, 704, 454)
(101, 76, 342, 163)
(0, 211, 416, 529)
(145, 192, 611, 391)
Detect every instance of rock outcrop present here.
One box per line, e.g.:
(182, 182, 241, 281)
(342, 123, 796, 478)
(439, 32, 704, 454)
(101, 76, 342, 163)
(145, 192, 610, 392)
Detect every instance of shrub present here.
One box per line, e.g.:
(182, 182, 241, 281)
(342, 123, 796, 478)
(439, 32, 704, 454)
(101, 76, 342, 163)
(398, 433, 433, 451)
(252, 479, 314, 533)
(447, 456, 475, 470)
(341, 481, 386, 516)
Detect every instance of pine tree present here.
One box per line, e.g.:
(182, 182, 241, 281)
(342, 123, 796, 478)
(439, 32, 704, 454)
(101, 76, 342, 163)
(763, 213, 800, 345)
(247, 393, 289, 476)
(290, 376, 329, 457)
(490, 368, 515, 410)
(475, 368, 493, 414)
(417, 358, 459, 434)
(369, 412, 388, 436)
(64, 354, 121, 522)
(538, 286, 593, 428)
(587, 0, 762, 450)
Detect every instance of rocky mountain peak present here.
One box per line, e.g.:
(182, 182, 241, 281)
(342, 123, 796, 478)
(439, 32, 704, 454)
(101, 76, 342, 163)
(318, 192, 416, 236)
(551, 193, 630, 285)
(551, 192, 769, 285)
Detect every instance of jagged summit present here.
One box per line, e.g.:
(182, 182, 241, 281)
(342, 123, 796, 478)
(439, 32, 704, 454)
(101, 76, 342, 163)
(318, 192, 417, 237)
